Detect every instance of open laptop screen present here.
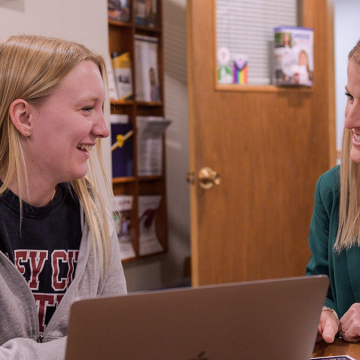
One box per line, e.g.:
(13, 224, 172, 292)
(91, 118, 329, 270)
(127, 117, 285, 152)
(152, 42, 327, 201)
(66, 275, 328, 360)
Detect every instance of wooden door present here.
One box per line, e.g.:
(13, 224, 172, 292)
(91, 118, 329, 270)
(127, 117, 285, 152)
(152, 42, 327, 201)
(187, 0, 336, 286)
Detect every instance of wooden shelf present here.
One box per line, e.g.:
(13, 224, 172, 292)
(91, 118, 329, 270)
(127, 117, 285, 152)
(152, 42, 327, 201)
(138, 175, 165, 181)
(109, 19, 133, 28)
(112, 177, 136, 184)
(215, 84, 314, 93)
(135, 25, 161, 33)
(109, 0, 167, 263)
(136, 101, 163, 107)
(110, 100, 163, 107)
(110, 99, 136, 106)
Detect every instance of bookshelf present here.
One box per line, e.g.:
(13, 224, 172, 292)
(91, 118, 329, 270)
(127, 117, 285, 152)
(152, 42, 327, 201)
(108, 0, 167, 261)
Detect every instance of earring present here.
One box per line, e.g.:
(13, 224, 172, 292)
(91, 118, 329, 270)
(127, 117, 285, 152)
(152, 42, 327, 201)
(24, 130, 30, 136)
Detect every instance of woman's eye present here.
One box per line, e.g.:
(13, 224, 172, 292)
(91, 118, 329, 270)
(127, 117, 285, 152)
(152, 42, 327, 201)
(345, 92, 354, 102)
(82, 107, 93, 112)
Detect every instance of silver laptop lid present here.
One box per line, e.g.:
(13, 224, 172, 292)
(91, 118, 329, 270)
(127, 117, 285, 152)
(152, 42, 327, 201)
(65, 275, 328, 360)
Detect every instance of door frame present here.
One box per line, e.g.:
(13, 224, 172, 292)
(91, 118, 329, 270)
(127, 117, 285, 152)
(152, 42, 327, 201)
(187, 0, 336, 286)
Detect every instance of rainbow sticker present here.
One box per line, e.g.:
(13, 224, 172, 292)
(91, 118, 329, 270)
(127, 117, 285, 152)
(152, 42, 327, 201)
(233, 55, 248, 84)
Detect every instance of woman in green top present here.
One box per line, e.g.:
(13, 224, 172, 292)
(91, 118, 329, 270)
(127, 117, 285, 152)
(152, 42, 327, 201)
(307, 39, 360, 343)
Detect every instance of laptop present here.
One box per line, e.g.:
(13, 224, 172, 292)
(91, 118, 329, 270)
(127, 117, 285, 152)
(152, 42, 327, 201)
(65, 275, 329, 360)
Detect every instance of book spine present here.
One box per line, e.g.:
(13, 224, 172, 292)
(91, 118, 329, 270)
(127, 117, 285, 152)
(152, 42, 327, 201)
(111, 52, 133, 100)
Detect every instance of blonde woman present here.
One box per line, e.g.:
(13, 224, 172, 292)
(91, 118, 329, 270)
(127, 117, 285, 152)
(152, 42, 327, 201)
(0, 35, 127, 358)
(306, 39, 360, 344)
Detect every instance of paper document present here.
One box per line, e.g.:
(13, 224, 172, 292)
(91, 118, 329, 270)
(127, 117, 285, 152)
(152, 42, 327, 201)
(113, 195, 136, 260)
(137, 116, 171, 176)
(138, 195, 163, 256)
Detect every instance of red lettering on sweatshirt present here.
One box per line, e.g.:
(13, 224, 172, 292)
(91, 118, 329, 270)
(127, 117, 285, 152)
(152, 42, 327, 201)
(34, 293, 64, 332)
(14, 250, 48, 290)
(51, 250, 79, 290)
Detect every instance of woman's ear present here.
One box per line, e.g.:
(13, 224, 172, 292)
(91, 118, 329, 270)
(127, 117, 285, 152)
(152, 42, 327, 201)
(9, 99, 33, 137)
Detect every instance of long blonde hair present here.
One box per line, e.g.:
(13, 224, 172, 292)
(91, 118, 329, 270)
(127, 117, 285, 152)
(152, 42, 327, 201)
(336, 40, 360, 251)
(0, 34, 111, 271)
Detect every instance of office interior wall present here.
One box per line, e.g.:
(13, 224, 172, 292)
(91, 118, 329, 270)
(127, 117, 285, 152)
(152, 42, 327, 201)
(123, 0, 191, 292)
(162, 0, 190, 288)
(0, 0, 111, 206)
(334, 0, 360, 151)
(0, 1, 108, 53)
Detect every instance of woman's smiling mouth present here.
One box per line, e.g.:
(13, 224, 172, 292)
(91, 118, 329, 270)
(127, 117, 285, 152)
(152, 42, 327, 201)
(76, 144, 93, 153)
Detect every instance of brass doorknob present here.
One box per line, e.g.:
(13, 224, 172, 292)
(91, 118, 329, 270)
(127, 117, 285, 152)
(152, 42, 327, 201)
(198, 167, 221, 189)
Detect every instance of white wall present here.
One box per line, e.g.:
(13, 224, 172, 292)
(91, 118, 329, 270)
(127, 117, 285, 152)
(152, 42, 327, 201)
(334, 0, 360, 151)
(0, 0, 112, 203)
(162, 0, 190, 288)
(0, 0, 108, 53)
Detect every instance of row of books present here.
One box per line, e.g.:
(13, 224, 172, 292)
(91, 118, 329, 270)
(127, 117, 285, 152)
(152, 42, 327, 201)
(107, 35, 161, 102)
(111, 114, 170, 178)
(108, 0, 158, 28)
(113, 194, 163, 260)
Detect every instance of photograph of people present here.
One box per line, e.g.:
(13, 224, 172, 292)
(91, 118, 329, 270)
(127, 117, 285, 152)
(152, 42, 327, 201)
(298, 49, 314, 81)
(149, 67, 161, 102)
(107, 0, 130, 22)
(283, 32, 291, 48)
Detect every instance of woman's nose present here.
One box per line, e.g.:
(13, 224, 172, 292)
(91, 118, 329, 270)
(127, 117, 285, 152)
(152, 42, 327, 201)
(345, 103, 360, 129)
(92, 113, 110, 138)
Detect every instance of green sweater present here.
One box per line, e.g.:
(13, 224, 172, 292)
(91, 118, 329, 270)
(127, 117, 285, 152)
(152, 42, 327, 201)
(306, 165, 360, 318)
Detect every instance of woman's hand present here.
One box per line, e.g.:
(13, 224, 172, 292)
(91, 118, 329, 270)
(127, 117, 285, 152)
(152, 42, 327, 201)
(339, 303, 360, 342)
(317, 310, 338, 343)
